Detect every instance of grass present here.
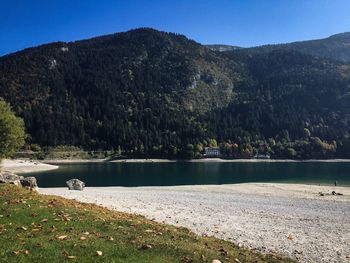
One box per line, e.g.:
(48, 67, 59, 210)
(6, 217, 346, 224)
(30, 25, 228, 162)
(0, 184, 296, 263)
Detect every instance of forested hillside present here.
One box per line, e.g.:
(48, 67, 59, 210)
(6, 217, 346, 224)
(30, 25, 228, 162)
(1, 28, 350, 159)
(208, 49, 350, 158)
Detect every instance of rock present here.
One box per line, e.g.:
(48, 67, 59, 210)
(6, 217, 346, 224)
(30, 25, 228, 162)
(0, 172, 37, 191)
(66, 179, 85, 190)
(20, 177, 38, 191)
(0, 172, 24, 186)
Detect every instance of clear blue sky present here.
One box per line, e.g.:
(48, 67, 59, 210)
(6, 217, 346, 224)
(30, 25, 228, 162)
(1, 0, 350, 56)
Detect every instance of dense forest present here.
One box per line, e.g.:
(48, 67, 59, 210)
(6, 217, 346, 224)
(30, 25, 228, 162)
(1, 28, 350, 159)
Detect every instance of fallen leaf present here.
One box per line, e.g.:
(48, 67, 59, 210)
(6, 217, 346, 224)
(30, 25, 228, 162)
(67, 255, 77, 260)
(50, 225, 56, 233)
(287, 234, 293, 240)
(41, 218, 49, 223)
(12, 250, 29, 256)
(182, 256, 193, 262)
(57, 235, 68, 240)
(140, 244, 153, 250)
(93, 232, 102, 237)
(218, 248, 228, 257)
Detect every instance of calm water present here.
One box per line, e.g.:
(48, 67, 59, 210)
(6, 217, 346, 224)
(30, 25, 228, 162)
(24, 162, 350, 188)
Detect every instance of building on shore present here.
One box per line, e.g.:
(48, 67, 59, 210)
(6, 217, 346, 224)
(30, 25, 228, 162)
(204, 147, 221, 157)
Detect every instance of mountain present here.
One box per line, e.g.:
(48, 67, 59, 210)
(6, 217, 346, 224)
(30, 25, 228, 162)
(0, 28, 244, 157)
(230, 32, 350, 63)
(1, 28, 350, 159)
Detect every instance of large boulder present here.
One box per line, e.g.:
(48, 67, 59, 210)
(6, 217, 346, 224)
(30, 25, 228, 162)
(0, 172, 24, 186)
(20, 177, 38, 191)
(66, 179, 85, 190)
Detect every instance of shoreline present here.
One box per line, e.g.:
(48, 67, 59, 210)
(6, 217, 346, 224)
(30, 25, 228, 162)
(40, 183, 350, 263)
(42, 157, 350, 164)
(0, 159, 59, 174)
(191, 158, 350, 162)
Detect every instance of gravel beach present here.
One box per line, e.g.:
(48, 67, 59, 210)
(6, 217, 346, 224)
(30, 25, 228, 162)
(40, 183, 350, 263)
(0, 159, 58, 173)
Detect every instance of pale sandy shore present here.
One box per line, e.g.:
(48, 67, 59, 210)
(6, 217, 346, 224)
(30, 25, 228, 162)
(40, 183, 350, 263)
(0, 159, 58, 173)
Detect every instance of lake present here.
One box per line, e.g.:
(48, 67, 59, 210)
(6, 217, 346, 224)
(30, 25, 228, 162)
(24, 161, 350, 188)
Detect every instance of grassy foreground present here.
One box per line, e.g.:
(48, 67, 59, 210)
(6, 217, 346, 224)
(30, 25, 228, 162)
(0, 184, 295, 263)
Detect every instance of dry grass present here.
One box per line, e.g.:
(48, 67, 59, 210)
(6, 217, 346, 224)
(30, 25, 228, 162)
(0, 184, 296, 263)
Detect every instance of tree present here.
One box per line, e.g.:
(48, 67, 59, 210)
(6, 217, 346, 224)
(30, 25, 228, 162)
(0, 98, 25, 159)
(194, 143, 203, 157)
(208, 139, 218, 147)
(303, 128, 311, 138)
(286, 148, 297, 158)
(184, 144, 195, 159)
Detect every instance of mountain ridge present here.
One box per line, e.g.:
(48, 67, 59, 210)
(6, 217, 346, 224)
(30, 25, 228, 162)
(226, 31, 350, 63)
